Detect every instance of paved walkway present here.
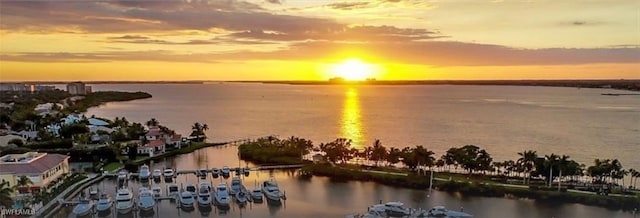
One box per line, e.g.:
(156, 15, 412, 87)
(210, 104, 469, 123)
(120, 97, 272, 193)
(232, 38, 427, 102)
(35, 173, 101, 217)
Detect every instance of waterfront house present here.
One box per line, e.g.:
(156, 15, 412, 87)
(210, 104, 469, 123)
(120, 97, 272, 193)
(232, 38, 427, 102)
(165, 134, 183, 148)
(61, 114, 83, 125)
(0, 152, 70, 196)
(145, 128, 164, 141)
(137, 139, 165, 157)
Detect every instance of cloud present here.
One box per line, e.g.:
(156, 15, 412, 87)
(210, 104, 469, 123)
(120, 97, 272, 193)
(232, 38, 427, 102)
(3, 41, 638, 66)
(229, 25, 444, 42)
(0, 0, 342, 33)
(0, 51, 222, 63)
(104, 35, 275, 45)
(265, 0, 282, 4)
(326, 2, 371, 10)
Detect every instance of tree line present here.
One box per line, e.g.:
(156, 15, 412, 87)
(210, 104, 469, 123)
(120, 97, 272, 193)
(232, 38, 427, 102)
(307, 137, 639, 189)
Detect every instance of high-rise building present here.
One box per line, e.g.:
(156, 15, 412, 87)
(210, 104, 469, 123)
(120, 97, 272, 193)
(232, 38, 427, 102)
(66, 82, 92, 95)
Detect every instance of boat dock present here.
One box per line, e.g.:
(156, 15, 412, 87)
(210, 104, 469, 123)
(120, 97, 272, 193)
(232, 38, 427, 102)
(104, 164, 304, 178)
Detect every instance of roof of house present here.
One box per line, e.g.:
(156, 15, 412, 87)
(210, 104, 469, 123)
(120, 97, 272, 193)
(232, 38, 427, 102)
(88, 118, 109, 126)
(170, 134, 182, 141)
(146, 128, 162, 137)
(144, 140, 165, 148)
(0, 153, 69, 175)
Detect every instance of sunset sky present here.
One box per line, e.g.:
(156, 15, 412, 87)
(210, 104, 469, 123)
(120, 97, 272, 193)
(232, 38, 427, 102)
(1, 0, 638, 81)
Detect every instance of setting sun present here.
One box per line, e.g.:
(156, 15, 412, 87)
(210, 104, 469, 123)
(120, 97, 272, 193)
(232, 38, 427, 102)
(332, 59, 375, 81)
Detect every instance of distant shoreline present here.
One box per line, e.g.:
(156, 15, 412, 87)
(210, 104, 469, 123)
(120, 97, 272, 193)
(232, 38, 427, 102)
(248, 79, 640, 92)
(2, 79, 638, 92)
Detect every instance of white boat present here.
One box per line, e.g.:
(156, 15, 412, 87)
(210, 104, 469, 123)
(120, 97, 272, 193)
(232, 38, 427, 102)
(139, 164, 151, 180)
(221, 166, 230, 178)
(163, 168, 174, 179)
(95, 194, 113, 213)
(167, 184, 180, 198)
(152, 186, 162, 198)
(89, 188, 99, 200)
(197, 184, 213, 206)
(211, 168, 220, 178)
(115, 188, 134, 214)
(250, 189, 263, 202)
(229, 177, 246, 195)
(421, 206, 474, 218)
(179, 191, 195, 208)
(185, 183, 197, 197)
(366, 202, 411, 217)
(152, 169, 162, 180)
(72, 199, 93, 217)
(235, 191, 248, 204)
(117, 170, 128, 181)
(138, 188, 156, 212)
(214, 183, 230, 206)
(262, 178, 282, 201)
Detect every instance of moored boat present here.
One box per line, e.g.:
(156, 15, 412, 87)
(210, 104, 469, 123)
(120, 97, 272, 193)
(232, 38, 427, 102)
(152, 185, 162, 198)
(117, 170, 128, 181)
(229, 177, 246, 195)
(262, 178, 282, 201)
(72, 199, 93, 217)
(250, 189, 263, 202)
(152, 169, 162, 180)
(138, 188, 156, 212)
(235, 191, 248, 205)
(163, 168, 174, 180)
(197, 184, 213, 206)
(115, 188, 134, 214)
(421, 206, 474, 218)
(221, 166, 230, 178)
(88, 188, 98, 200)
(139, 164, 151, 180)
(185, 183, 197, 197)
(167, 184, 179, 198)
(95, 194, 113, 214)
(214, 182, 230, 206)
(179, 191, 195, 208)
(197, 169, 208, 179)
(211, 168, 220, 178)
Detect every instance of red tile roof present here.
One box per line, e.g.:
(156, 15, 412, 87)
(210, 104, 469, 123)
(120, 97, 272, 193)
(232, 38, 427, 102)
(146, 129, 161, 137)
(145, 139, 165, 148)
(171, 134, 182, 141)
(0, 154, 69, 175)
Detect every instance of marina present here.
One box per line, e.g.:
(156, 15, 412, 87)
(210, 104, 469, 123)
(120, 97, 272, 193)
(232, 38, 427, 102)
(51, 144, 633, 217)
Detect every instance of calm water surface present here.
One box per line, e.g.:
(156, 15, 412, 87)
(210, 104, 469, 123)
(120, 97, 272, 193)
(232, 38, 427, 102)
(86, 83, 639, 169)
(55, 146, 634, 218)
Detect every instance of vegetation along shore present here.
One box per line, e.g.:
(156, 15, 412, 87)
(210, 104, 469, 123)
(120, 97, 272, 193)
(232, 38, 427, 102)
(239, 136, 640, 211)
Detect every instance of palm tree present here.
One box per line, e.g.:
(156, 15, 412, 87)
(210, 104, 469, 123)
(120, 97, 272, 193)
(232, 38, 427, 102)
(517, 150, 538, 184)
(0, 181, 14, 208)
(15, 176, 33, 194)
(556, 155, 571, 191)
(544, 154, 560, 188)
(386, 147, 402, 167)
(370, 139, 387, 167)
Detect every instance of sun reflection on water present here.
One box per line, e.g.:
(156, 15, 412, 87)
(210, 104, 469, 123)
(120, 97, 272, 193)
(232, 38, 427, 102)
(341, 87, 364, 149)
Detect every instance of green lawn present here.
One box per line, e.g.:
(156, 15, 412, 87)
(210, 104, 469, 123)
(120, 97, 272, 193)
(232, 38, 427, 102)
(104, 162, 123, 172)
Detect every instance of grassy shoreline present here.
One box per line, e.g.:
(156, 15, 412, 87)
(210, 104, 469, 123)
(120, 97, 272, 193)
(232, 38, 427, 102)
(301, 163, 640, 211)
